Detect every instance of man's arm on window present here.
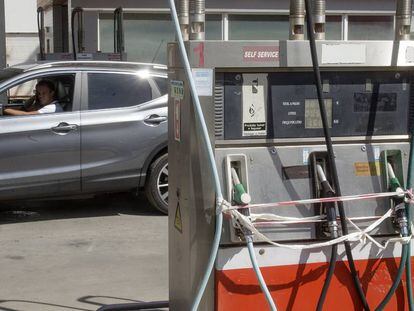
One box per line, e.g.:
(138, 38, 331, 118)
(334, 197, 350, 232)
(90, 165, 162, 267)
(4, 108, 39, 116)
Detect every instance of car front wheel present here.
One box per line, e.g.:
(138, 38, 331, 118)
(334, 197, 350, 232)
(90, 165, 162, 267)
(145, 153, 168, 214)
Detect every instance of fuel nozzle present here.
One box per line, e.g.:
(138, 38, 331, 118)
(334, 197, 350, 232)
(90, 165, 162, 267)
(316, 164, 335, 197)
(387, 162, 409, 237)
(387, 162, 403, 193)
(316, 164, 338, 238)
(231, 167, 251, 206)
(231, 167, 252, 238)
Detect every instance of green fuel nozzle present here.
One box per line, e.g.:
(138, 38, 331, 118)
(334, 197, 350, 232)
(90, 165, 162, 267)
(387, 162, 409, 236)
(231, 168, 251, 205)
(387, 162, 402, 192)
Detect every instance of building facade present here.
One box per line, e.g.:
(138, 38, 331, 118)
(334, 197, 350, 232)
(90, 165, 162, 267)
(38, 0, 414, 64)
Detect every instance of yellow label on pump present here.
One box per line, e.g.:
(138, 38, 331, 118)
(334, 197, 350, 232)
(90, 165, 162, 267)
(354, 161, 380, 176)
(174, 202, 183, 233)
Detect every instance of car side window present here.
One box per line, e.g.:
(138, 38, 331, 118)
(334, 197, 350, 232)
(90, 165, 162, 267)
(153, 77, 168, 95)
(0, 74, 75, 117)
(87, 73, 152, 110)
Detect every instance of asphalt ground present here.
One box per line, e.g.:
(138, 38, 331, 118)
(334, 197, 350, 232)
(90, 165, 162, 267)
(0, 193, 168, 311)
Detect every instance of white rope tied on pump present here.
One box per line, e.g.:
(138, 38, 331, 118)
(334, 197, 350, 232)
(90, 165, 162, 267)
(229, 207, 395, 250)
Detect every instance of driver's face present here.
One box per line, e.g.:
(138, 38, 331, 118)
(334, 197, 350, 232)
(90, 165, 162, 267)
(36, 85, 54, 106)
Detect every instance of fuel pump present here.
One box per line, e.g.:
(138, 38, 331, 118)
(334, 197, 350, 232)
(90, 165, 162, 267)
(168, 0, 414, 310)
(36, 7, 127, 61)
(113, 7, 125, 61)
(71, 7, 84, 60)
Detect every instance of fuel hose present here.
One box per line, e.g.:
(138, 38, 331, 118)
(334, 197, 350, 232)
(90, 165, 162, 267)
(304, 0, 370, 309)
(315, 165, 339, 311)
(405, 122, 414, 311)
(168, 1, 225, 310)
(374, 164, 411, 311)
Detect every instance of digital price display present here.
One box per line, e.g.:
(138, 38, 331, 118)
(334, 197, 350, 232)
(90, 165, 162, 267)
(304, 99, 333, 129)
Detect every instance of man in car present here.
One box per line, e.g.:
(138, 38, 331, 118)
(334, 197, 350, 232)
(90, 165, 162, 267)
(4, 80, 63, 116)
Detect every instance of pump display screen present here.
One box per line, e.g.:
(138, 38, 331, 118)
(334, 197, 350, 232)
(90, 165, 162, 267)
(304, 99, 332, 129)
(221, 71, 411, 140)
(353, 93, 397, 112)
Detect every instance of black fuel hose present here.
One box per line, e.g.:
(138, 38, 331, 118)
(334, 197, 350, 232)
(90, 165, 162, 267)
(304, 0, 370, 309)
(71, 9, 77, 60)
(315, 166, 339, 311)
(316, 243, 338, 311)
(374, 244, 408, 311)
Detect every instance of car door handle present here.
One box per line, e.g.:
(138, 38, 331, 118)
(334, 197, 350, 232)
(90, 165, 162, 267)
(144, 115, 167, 125)
(51, 122, 78, 134)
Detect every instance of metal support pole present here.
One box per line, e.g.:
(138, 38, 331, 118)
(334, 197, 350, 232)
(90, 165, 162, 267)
(178, 0, 190, 41)
(395, 0, 413, 41)
(313, 0, 326, 40)
(0, 0, 6, 67)
(289, 0, 305, 40)
(189, 0, 205, 40)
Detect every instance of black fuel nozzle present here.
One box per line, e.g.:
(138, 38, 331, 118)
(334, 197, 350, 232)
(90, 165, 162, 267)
(394, 203, 409, 237)
(316, 164, 339, 238)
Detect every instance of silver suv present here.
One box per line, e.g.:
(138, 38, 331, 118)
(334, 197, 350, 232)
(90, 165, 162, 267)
(0, 61, 169, 213)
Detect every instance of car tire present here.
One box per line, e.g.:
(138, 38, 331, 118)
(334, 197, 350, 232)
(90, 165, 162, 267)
(145, 153, 169, 214)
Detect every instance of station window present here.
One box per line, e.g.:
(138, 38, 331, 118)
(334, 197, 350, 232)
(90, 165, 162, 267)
(325, 16, 342, 40)
(99, 13, 175, 64)
(99, 13, 223, 63)
(228, 15, 342, 41)
(348, 16, 394, 40)
(206, 14, 223, 40)
(228, 15, 289, 40)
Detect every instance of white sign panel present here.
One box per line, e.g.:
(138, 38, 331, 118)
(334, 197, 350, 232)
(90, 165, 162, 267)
(192, 68, 213, 96)
(242, 75, 267, 137)
(322, 44, 366, 64)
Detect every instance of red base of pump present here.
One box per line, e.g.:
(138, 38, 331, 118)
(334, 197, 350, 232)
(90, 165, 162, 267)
(216, 254, 413, 310)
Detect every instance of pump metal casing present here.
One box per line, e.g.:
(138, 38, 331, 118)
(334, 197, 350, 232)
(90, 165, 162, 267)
(168, 40, 414, 310)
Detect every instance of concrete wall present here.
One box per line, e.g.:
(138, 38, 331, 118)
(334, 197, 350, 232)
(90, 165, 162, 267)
(4, 0, 38, 66)
(5, 35, 39, 66)
(5, 0, 37, 32)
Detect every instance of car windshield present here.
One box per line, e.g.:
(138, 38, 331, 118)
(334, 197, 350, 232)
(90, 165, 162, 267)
(0, 67, 24, 83)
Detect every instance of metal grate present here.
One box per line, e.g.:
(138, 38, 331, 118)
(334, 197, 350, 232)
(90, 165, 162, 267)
(214, 81, 224, 138)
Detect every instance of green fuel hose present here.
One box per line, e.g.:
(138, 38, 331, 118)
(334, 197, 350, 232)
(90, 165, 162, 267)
(406, 131, 414, 311)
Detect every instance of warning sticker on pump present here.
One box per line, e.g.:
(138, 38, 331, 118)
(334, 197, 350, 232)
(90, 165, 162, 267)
(171, 80, 184, 100)
(174, 202, 183, 233)
(242, 78, 267, 136)
(244, 123, 266, 132)
(174, 99, 181, 142)
(354, 162, 380, 176)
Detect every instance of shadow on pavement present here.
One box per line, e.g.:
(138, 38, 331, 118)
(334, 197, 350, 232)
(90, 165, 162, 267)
(0, 193, 165, 224)
(79, 295, 168, 311)
(0, 299, 90, 311)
